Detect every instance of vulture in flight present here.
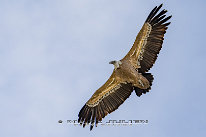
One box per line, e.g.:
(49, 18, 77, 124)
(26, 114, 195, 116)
(78, 4, 171, 130)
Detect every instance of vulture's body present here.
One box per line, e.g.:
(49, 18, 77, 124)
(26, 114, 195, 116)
(78, 4, 171, 130)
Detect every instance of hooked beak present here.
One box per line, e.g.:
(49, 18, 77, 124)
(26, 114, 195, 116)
(109, 61, 115, 64)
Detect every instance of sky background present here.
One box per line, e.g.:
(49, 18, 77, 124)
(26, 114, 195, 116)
(0, 0, 206, 137)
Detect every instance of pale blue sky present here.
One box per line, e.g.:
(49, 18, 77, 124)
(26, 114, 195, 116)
(0, 0, 205, 137)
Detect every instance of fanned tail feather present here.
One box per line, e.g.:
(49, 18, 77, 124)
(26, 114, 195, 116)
(134, 73, 154, 97)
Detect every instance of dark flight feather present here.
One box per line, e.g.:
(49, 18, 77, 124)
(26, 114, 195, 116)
(78, 83, 133, 130)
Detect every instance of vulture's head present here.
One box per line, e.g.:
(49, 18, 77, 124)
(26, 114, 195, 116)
(109, 60, 122, 70)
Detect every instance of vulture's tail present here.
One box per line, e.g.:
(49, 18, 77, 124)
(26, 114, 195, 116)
(134, 73, 154, 97)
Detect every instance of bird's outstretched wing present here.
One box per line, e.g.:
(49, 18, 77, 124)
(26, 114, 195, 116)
(78, 72, 133, 130)
(123, 4, 171, 73)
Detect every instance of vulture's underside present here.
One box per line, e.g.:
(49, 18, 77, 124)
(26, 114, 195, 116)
(78, 4, 171, 130)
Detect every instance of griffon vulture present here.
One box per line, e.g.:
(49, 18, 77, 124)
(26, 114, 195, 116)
(78, 4, 171, 130)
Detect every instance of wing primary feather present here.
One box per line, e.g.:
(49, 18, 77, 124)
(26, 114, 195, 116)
(162, 22, 171, 26)
(154, 15, 172, 26)
(95, 105, 101, 127)
(90, 124, 94, 131)
(99, 104, 105, 120)
(150, 9, 167, 24)
(86, 109, 92, 124)
(78, 105, 85, 123)
(95, 106, 99, 127)
(146, 4, 163, 22)
(145, 6, 157, 22)
(79, 105, 88, 124)
(151, 15, 166, 25)
(83, 107, 91, 127)
(90, 123, 94, 131)
(78, 105, 84, 117)
(90, 107, 96, 129)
